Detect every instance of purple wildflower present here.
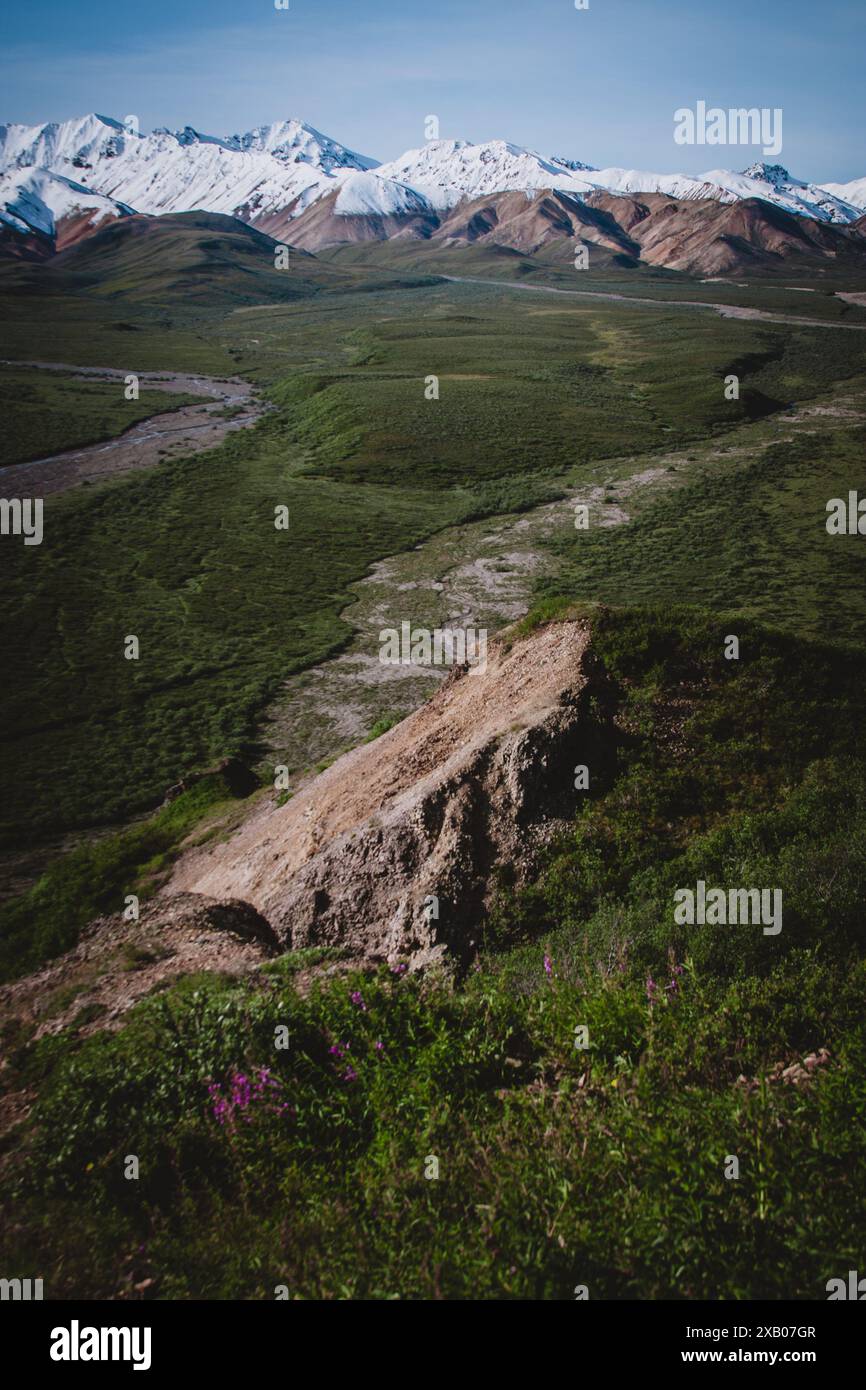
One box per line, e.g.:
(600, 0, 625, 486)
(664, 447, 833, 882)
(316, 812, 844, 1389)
(350, 990, 367, 1011)
(543, 954, 553, 979)
(665, 959, 684, 997)
(207, 1067, 289, 1130)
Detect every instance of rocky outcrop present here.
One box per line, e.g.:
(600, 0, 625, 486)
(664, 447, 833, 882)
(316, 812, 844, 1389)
(171, 621, 614, 968)
(134, 892, 279, 953)
(0, 622, 617, 1048)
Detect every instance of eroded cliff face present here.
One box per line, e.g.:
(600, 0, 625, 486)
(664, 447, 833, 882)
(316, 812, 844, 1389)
(170, 620, 611, 968)
(0, 621, 616, 1045)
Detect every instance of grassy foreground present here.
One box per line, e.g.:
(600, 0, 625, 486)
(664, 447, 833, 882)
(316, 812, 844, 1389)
(2, 607, 863, 1299)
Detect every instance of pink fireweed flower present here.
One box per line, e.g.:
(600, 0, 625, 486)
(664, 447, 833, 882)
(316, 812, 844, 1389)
(342, 1065, 359, 1083)
(207, 1068, 288, 1130)
(665, 959, 684, 997)
(645, 975, 658, 1002)
(390, 962, 408, 976)
(350, 991, 367, 1011)
(375, 1040, 385, 1053)
(543, 954, 553, 979)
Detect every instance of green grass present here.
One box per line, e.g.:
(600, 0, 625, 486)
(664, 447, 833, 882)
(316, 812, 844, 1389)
(0, 364, 207, 466)
(3, 275, 865, 855)
(325, 238, 866, 321)
(5, 951, 864, 1300)
(539, 427, 866, 646)
(0, 770, 243, 981)
(487, 607, 866, 978)
(0, 424, 476, 842)
(258, 298, 866, 487)
(2, 608, 865, 1299)
(0, 285, 240, 374)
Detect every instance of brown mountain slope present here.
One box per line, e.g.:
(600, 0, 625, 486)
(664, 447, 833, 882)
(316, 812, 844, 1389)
(271, 186, 439, 250)
(285, 183, 866, 275)
(6, 177, 865, 275)
(284, 185, 639, 262)
(583, 191, 865, 274)
(431, 189, 638, 259)
(0, 221, 52, 261)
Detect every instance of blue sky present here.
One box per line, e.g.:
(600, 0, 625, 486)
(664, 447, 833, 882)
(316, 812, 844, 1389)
(2, 0, 863, 180)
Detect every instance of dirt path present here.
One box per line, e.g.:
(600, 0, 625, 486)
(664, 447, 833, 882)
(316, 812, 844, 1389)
(442, 276, 866, 330)
(0, 361, 266, 499)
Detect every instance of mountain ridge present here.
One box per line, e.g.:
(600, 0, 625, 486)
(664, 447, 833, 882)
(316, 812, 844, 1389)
(2, 112, 865, 274)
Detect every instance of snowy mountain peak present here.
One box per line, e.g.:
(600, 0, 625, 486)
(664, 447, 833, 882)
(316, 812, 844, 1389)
(225, 119, 378, 172)
(0, 165, 132, 244)
(819, 176, 866, 212)
(741, 161, 792, 187)
(705, 163, 861, 223)
(333, 170, 432, 217)
(1, 112, 863, 249)
(551, 156, 598, 173)
(173, 126, 232, 149)
(373, 137, 599, 209)
(0, 113, 131, 172)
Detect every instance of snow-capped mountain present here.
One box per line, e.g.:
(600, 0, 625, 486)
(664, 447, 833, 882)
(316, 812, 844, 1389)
(579, 167, 735, 204)
(332, 171, 432, 217)
(1, 112, 863, 257)
(819, 176, 866, 212)
(367, 144, 860, 223)
(0, 113, 383, 227)
(371, 139, 601, 209)
(0, 166, 132, 247)
(564, 161, 858, 224)
(708, 163, 859, 223)
(222, 120, 379, 173)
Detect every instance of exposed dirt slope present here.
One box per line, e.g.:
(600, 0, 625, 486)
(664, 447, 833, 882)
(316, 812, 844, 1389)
(0, 894, 278, 1049)
(171, 620, 602, 966)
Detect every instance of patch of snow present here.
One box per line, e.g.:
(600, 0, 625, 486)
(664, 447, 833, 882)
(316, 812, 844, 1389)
(0, 166, 131, 238)
(372, 139, 598, 209)
(333, 172, 431, 217)
(819, 177, 866, 212)
(1, 113, 862, 234)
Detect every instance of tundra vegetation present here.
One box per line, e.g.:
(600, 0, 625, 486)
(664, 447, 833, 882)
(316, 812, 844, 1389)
(0, 246, 864, 1297)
